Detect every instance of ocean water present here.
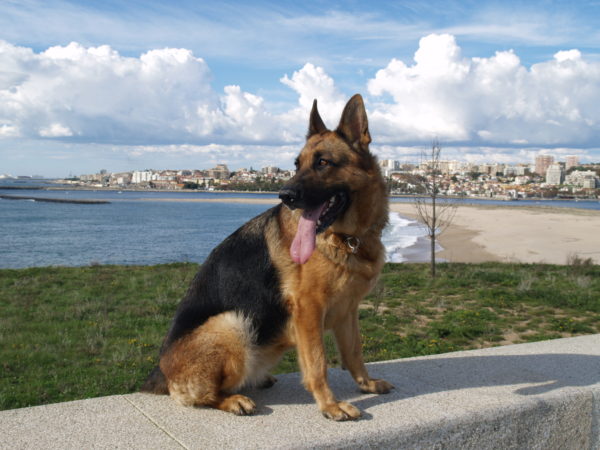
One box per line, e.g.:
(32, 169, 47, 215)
(1, 183, 598, 269)
(381, 213, 439, 263)
(0, 188, 425, 268)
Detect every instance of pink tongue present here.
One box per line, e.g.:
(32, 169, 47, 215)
(290, 203, 326, 264)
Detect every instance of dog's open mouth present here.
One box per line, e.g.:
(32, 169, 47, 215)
(290, 191, 348, 264)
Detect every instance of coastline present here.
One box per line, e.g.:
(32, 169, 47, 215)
(390, 202, 600, 265)
(133, 196, 600, 265)
(139, 197, 279, 204)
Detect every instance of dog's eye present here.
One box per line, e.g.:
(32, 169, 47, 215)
(318, 159, 329, 167)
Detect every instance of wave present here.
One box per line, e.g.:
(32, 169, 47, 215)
(382, 212, 441, 263)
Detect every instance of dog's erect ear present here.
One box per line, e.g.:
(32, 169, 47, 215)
(336, 94, 371, 151)
(307, 99, 327, 138)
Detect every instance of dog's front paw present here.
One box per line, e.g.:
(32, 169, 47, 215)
(359, 378, 395, 394)
(321, 401, 361, 421)
(218, 394, 256, 416)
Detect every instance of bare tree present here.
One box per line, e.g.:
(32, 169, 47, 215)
(413, 140, 460, 278)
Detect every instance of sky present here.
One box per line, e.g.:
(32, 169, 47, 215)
(1, 0, 600, 177)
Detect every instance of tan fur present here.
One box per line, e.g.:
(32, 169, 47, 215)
(156, 94, 392, 420)
(264, 98, 393, 419)
(160, 309, 294, 414)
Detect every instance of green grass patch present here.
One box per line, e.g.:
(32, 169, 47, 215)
(1, 262, 599, 410)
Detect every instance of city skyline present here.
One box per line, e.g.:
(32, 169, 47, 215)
(0, 149, 592, 180)
(1, 1, 600, 177)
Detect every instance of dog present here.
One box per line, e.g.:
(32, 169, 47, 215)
(141, 94, 393, 421)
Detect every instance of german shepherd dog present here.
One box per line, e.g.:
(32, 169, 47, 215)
(142, 94, 393, 420)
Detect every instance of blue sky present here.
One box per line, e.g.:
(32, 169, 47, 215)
(1, 0, 600, 177)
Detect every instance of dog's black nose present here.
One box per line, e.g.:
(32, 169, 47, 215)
(279, 187, 300, 209)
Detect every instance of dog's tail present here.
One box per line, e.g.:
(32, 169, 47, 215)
(140, 366, 169, 395)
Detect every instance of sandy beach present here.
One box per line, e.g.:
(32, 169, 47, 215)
(145, 196, 600, 265)
(390, 202, 600, 265)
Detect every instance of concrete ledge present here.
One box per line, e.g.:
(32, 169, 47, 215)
(2, 334, 599, 449)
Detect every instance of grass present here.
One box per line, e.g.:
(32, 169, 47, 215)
(1, 262, 599, 411)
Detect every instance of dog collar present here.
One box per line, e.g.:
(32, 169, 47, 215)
(330, 233, 360, 254)
(344, 236, 360, 254)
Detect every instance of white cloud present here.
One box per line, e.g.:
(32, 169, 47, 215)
(122, 143, 298, 170)
(39, 123, 73, 137)
(280, 63, 347, 130)
(367, 33, 600, 148)
(0, 124, 19, 137)
(2, 35, 600, 177)
(0, 40, 292, 145)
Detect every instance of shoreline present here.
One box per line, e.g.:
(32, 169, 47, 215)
(4, 183, 599, 204)
(388, 203, 497, 264)
(140, 197, 600, 265)
(139, 197, 279, 204)
(390, 202, 600, 265)
(5, 187, 597, 265)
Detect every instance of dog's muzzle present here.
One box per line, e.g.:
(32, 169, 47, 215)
(279, 186, 302, 210)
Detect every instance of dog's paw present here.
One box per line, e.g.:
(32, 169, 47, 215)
(258, 374, 277, 389)
(359, 378, 395, 394)
(321, 401, 361, 421)
(218, 394, 256, 416)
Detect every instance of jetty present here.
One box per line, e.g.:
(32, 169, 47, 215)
(0, 194, 110, 205)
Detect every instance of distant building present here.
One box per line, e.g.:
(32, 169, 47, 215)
(380, 159, 399, 170)
(131, 170, 153, 184)
(207, 164, 230, 180)
(109, 172, 131, 186)
(545, 164, 564, 185)
(478, 164, 503, 176)
(565, 170, 598, 188)
(535, 155, 554, 175)
(565, 155, 579, 171)
(379, 159, 400, 177)
(262, 166, 280, 175)
(514, 176, 530, 185)
(504, 164, 529, 176)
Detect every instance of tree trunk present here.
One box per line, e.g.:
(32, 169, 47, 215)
(430, 172, 437, 278)
(430, 232, 436, 278)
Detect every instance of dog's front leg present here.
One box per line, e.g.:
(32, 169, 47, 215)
(333, 309, 394, 394)
(294, 304, 361, 421)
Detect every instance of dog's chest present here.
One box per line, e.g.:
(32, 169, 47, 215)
(322, 265, 379, 327)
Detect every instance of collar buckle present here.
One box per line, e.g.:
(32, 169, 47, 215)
(345, 236, 360, 254)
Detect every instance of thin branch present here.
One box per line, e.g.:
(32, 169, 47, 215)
(412, 140, 460, 277)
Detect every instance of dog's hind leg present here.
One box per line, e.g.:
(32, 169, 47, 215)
(159, 311, 258, 415)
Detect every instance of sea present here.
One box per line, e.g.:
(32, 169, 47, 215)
(1, 179, 599, 269)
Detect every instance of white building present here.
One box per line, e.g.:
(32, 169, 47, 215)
(545, 164, 564, 185)
(514, 176, 531, 185)
(583, 177, 598, 189)
(131, 170, 154, 184)
(379, 159, 400, 177)
(565, 170, 598, 188)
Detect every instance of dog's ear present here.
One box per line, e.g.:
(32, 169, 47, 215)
(307, 99, 327, 138)
(336, 94, 371, 151)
